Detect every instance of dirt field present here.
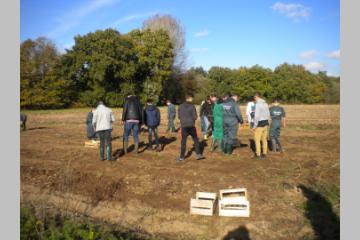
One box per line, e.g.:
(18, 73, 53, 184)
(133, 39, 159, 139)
(20, 105, 340, 240)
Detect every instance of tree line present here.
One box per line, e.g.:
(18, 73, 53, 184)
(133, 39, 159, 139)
(20, 15, 339, 109)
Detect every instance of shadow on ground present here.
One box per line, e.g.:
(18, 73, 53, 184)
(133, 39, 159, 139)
(298, 184, 340, 240)
(223, 226, 251, 240)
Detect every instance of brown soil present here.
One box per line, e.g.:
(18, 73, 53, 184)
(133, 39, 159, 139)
(20, 105, 340, 240)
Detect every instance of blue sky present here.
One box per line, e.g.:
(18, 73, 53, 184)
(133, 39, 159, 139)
(21, 0, 340, 76)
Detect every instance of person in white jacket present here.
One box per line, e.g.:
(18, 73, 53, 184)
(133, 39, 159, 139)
(92, 101, 115, 161)
(246, 100, 256, 129)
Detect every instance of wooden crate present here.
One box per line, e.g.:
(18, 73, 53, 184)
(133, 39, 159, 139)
(84, 140, 100, 148)
(218, 188, 250, 217)
(190, 192, 217, 216)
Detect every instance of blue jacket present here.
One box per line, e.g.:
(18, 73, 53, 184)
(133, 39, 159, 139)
(144, 104, 161, 128)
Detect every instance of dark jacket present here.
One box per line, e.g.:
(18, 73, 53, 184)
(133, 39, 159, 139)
(144, 104, 161, 128)
(222, 97, 244, 125)
(122, 95, 143, 123)
(167, 103, 176, 119)
(200, 101, 214, 122)
(178, 101, 197, 128)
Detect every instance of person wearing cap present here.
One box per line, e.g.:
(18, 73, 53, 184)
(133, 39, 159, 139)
(269, 98, 286, 153)
(252, 92, 271, 159)
(92, 101, 115, 161)
(177, 93, 205, 162)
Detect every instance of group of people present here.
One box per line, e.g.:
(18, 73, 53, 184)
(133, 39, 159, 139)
(86, 92, 286, 162)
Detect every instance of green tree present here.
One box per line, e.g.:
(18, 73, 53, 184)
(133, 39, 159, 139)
(20, 37, 71, 109)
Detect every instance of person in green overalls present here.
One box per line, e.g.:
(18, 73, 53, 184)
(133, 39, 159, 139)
(269, 99, 286, 153)
(210, 95, 223, 152)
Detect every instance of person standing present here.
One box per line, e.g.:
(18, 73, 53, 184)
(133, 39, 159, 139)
(199, 96, 214, 140)
(86, 107, 97, 141)
(143, 99, 161, 152)
(221, 93, 244, 155)
(177, 93, 205, 162)
(253, 92, 271, 159)
(122, 94, 143, 154)
(92, 101, 115, 161)
(269, 99, 286, 153)
(166, 99, 176, 133)
(210, 95, 224, 152)
(246, 100, 256, 129)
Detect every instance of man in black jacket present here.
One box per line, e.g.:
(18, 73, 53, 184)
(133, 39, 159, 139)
(122, 94, 143, 154)
(177, 93, 205, 162)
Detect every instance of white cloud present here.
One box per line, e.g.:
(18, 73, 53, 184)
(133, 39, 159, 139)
(327, 49, 340, 59)
(304, 61, 325, 72)
(111, 11, 158, 27)
(190, 48, 209, 53)
(299, 50, 318, 59)
(194, 30, 209, 38)
(271, 2, 311, 21)
(47, 0, 119, 38)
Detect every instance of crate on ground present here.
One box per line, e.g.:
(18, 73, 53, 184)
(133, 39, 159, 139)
(218, 188, 250, 217)
(84, 140, 100, 148)
(190, 192, 217, 216)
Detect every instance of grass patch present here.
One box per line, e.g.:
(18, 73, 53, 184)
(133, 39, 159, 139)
(21, 206, 161, 240)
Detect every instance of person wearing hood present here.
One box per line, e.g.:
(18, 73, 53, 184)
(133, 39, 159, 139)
(143, 98, 161, 152)
(122, 94, 143, 154)
(176, 93, 205, 162)
(269, 98, 286, 153)
(92, 101, 115, 161)
(253, 92, 271, 159)
(221, 92, 244, 154)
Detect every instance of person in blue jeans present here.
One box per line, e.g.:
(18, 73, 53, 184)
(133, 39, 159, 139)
(122, 94, 143, 154)
(92, 101, 115, 161)
(143, 98, 161, 151)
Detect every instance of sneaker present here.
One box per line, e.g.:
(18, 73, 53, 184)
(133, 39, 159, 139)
(261, 154, 267, 159)
(176, 157, 185, 162)
(196, 154, 205, 160)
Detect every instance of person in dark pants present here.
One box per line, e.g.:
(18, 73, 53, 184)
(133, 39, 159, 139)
(199, 96, 214, 140)
(86, 107, 98, 140)
(221, 93, 244, 155)
(122, 94, 143, 154)
(269, 99, 286, 152)
(144, 99, 161, 151)
(92, 101, 115, 161)
(166, 99, 176, 132)
(177, 93, 205, 162)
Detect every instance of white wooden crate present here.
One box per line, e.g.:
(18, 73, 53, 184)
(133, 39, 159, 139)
(218, 188, 250, 217)
(190, 192, 217, 216)
(84, 140, 100, 148)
